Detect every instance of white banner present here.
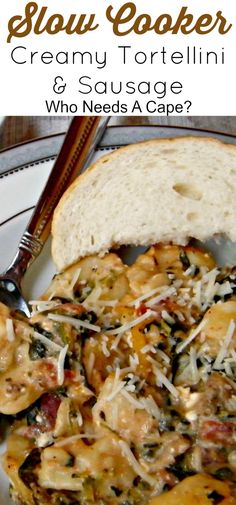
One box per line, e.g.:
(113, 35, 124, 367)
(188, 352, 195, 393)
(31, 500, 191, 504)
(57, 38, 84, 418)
(0, 0, 235, 115)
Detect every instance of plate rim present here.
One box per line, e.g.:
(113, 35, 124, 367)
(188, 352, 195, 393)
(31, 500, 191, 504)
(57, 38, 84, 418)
(1, 123, 236, 154)
(1, 124, 236, 175)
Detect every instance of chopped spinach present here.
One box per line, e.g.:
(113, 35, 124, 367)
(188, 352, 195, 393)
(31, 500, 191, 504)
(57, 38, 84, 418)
(29, 339, 46, 360)
(65, 455, 75, 467)
(142, 442, 160, 459)
(213, 467, 233, 480)
(207, 491, 225, 504)
(111, 486, 122, 497)
(77, 311, 97, 324)
(169, 463, 195, 480)
(56, 386, 68, 397)
(26, 406, 39, 426)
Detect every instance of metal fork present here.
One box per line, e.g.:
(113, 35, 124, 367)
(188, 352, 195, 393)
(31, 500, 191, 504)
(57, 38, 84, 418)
(0, 116, 109, 316)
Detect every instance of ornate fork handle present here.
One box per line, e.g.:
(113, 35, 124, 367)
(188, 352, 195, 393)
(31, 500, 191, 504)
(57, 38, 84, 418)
(4, 116, 109, 284)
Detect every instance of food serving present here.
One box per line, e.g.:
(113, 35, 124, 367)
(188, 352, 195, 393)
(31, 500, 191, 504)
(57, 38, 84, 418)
(1, 136, 236, 504)
(1, 243, 236, 504)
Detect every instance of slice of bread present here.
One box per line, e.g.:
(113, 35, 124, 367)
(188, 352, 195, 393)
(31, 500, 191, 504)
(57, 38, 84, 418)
(51, 136, 236, 271)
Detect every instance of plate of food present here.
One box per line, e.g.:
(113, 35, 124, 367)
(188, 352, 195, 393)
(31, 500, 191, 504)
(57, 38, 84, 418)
(1, 126, 236, 505)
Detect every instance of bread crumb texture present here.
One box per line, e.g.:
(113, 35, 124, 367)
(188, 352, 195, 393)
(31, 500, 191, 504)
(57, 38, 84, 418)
(52, 137, 236, 271)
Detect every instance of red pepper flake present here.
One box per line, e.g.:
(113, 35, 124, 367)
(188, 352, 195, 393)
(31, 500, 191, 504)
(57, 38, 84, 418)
(136, 303, 148, 316)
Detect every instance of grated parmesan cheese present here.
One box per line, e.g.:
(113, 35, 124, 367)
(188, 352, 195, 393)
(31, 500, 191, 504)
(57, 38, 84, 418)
(202, 268, 219, 307)
(185, 411, 197, 422)
(213, 319, 235, 370)
(128, 285, 169, 307)
(37, 432, 54, 448)
(155, 349, 170, 364)
(48, 313, 101, 333)
(231, 349, 236, 361)
(111, 332, 123, 350)
(121, 389, 145, 410)
(148, 357, 179, 398)
(29, 300, 58, 315)
(76, 409, 83, 427)
(154, 368, 179, 398)
(183, 265, 196, 277)
(5, 318, 15, 342)
(106, 367, 125, 401)
(118, 440, 157, 487)
(216, 281, 233, 298)
(125, 383, 136, 393)
(106, 380, 125, 401)
(119, 366, 134, 376)
(192, 280, 202, 308)
(190, 268, 233, 314)
(110, 401, 119, 431)
(146, 287, 176, 308)
(106, 309, 155, 336)
(175, 310, 185, 322)
(224, 361, 233, 376)
(54, 433, 100, 447)
(101, 338, 110, 357)
(87, 352, 95, 377)
(129, 353, 139, 371)
(69, 268, 81, 291)
(141, 344, 157, 354)
(32, 330, 63, 352)
(189, 347, 199, 384)
(126, 332, 133, 348)
(161, 310, 175, 325)
(141, 395, 161, 421)
(176, 319, 207, 354)
(57, 344, 69, 386)
(82, 286, 102, 308)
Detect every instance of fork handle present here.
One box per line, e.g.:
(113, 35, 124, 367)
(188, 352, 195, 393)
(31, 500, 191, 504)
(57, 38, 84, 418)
(4, 116, 109, 284)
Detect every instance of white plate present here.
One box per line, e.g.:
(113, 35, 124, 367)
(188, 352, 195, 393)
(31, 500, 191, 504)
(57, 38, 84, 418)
(1, 130, 236, 503)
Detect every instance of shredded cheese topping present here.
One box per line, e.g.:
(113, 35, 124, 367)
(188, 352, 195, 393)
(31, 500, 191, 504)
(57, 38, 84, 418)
(146, 286, 176, 307)
(48, 313, 101, 333)
(29, 300, 58, 315)
(176, 319, 207, 354)
(154, 366, 179, 398)
(54, 433, 101, 447)
(189, 346, 200, 384)
(118, 440, 158, 487)
(5, 318, 15, 342)
(128, 285, 169, 307)
(69, 268, 81, 291)
(213, 319, 235, 370)
(57, 344, 69, 386)
(32, 331, 63, 352)
(120, 389, 145, 410)
(148, 356, 179, 398)
(106, 309, 155, 335)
